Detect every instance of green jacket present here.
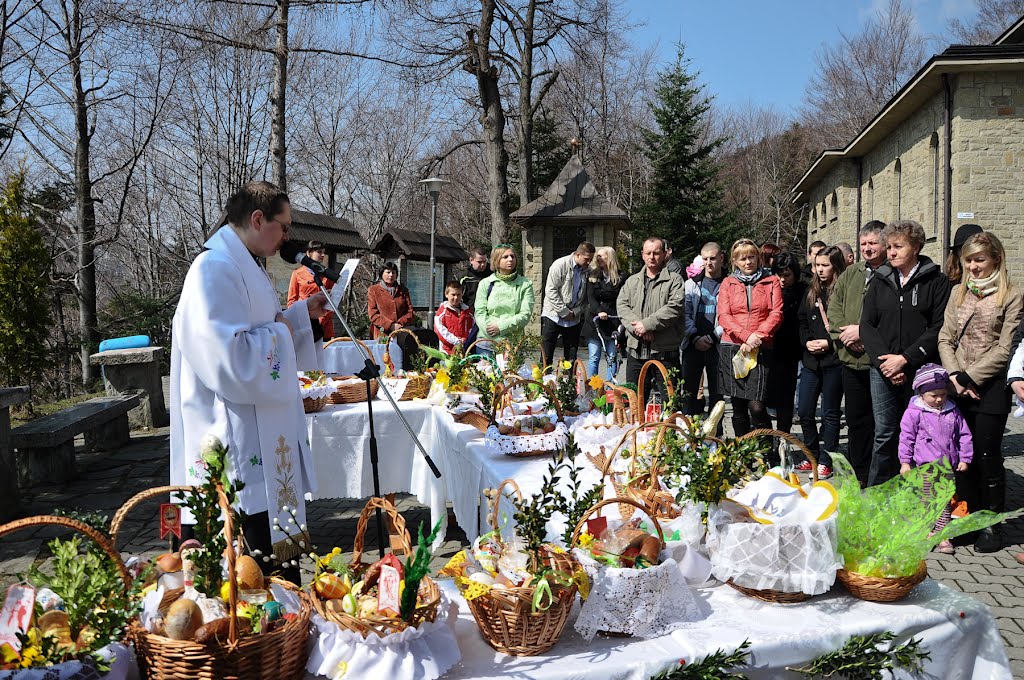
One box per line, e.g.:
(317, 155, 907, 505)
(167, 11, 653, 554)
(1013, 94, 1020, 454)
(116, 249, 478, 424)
(616, 267, 686, 354)
(828, 261, 877, 370)
(474, 274, 535, 342)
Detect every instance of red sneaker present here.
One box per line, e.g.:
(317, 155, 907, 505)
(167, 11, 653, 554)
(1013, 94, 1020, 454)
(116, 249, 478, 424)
(816, 464, 833, 479)
(794, 461, 813, 472)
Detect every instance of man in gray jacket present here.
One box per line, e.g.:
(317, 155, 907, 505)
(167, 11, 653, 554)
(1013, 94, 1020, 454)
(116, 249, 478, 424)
(541, 242, 595, 364)
(617, 236, 686, 392)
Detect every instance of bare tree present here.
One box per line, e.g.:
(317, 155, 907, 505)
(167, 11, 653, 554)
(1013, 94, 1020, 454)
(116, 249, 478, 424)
(801, 0, 930, 152)
(948, 0, 1024, 44)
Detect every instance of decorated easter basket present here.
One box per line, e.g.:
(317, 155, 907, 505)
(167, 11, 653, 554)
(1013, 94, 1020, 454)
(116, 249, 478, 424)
(0, 515, 136, 679)
(111, 485, 312, 680)
(836, 561, 928, 602)
(299, 375, 335, 414)
(573, 385, 640, 467)
(323, 337, 379, 403)
(707, 429, 840, 604)
(382, 329, 432, 400)
(483, 378, 568, 457)
(309, 496, 441, 638)
(445, 479, 579, 656)
(636, 359, 675, 418)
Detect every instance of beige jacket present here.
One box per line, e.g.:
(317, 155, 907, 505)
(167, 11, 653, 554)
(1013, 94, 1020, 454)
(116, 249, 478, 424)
(938, 284, 1024, 389)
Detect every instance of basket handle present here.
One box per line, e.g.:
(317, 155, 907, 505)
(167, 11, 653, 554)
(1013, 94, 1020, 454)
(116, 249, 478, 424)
(739, 428, 819, 482)
(324, 336, 378, 366)
(637, 359, 674, 408)
(487, 478, 523, 533)
(384, 327, 422, 351)
(465, 337, 506, 356)
(607, 385, 639, 425)
(350, 497, 412, 566)
(0, 515, 131, 590)
(570, 497, 665, 548)
(490, 377, 563, 423)
(601, 420, 692, 483)
(109, 485, 195, 549)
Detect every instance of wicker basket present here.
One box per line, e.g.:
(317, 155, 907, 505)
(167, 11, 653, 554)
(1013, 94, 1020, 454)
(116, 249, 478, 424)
(637, 359, 675, 420)
(580, 385, 640, 471)
(453, 409, 491, 433)
(383, 329, 432, 400)
(323, 337, 380, 404)
(111, 485, 312, 680)
(461, 479, 578, 656)
(837, 561, 928, 603)
(310, 497, 440, 637)
(303, 395, 328, 413)
(485, 378, 566, 457)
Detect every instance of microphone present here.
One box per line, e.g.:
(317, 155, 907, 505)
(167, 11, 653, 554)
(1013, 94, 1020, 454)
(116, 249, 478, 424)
(280, 242, 340, 283)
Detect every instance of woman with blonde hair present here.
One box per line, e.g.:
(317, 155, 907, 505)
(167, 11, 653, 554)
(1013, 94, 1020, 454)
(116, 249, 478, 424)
(939, 231, 1023, 552)
(583, 246, 624, 380)
(717, 238, 783, 435)
(473, 245, 535, 353)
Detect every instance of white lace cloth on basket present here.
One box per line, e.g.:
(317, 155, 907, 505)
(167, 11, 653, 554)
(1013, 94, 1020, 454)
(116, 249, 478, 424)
(306, 592, 460, 680)
(572, 549, 706, 641)
(300, 383, 337, 400)
(483, 422, 568, 455)
(706, 506, 841, 596)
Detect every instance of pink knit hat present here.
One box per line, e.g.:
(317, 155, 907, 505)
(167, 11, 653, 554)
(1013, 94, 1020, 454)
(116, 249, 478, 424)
(912, 363, 950, 394)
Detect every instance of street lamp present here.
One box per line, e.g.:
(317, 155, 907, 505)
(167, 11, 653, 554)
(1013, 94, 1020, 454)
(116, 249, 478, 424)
(419, 177, 449, 319)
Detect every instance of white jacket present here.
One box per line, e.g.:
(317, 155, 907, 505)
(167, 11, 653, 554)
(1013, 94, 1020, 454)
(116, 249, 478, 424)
(542, 253, 589, 324)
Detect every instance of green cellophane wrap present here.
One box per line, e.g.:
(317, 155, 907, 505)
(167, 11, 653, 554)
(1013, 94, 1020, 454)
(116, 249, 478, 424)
(831, 453, 1020, 578)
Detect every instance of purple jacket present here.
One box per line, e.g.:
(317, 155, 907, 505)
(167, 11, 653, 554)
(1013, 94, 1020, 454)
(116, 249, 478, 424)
(898, 397, 974, 467)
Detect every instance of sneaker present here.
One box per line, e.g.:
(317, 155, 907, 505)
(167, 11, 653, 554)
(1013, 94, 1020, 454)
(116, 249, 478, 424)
(816, 464, 833, 479)
(935, 540, 955, 555)
(794, 461, 813, 472)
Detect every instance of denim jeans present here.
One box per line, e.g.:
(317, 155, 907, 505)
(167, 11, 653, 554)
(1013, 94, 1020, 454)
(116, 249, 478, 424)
(587, 336, 618, 381)
(867, 367, 913, 487)
(797, 363, 842, 467)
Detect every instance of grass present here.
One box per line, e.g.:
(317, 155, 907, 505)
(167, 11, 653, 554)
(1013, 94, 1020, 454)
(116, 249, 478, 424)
(11, 390, 107, 427)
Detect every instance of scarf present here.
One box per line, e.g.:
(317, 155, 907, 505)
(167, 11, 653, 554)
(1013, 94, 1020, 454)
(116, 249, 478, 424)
(732, 268, 766, 285)
(380, 281, 397, 296)
(495, 271, 517, 283)
(967, 271, 999, 299)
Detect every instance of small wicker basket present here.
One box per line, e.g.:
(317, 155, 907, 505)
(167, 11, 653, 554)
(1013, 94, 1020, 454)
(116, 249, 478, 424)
(460, 479, 578, 656)
(485, 378, 566, 457)
(637, 359, 675, 418)
(110, 484, 312, 680)
(580, 385, 641, 471)
(837, 561, 928, 603)
(310, 496, 441, 637)
(324, 337, 380, 404)
(303, 395, 328, 413)
(383, 328, 432, 400)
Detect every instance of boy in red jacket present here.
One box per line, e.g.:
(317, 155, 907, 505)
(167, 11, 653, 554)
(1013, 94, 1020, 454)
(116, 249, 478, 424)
(435, 280, 475, 354)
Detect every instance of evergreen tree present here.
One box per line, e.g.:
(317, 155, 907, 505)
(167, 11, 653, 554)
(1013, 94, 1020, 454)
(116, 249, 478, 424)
(635, 45, 736, 265)
(0, 173, 52, 388)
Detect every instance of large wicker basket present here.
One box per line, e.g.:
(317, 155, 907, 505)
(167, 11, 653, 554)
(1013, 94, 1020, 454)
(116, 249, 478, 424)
(324, 337, 379, 404)
(111, 485, 312, 680)
(310, 496, 440, 637)
(461, 479, 578, 656)
(837, 561, 928, 603)
(383, 329, 432, 400)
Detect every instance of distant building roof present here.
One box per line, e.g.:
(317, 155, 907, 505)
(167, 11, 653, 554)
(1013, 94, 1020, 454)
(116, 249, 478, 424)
(288, 209, 368, 251)
(372, 228, 468, 263)
(510, 155, 631, 228)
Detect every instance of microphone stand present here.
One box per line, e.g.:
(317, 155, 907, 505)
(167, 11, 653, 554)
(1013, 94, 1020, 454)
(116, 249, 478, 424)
(310, 270, 441, 560)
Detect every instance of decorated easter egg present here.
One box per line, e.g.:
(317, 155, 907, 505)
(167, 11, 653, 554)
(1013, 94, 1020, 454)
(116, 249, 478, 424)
(314, 572, 349, 599)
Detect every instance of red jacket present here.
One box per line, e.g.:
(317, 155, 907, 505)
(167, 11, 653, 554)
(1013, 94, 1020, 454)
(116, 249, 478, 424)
(434, 303, 474, 354)
(287, 267, 335, 339)
(367, 282, 415, 339)
(718, 274, 784, 346)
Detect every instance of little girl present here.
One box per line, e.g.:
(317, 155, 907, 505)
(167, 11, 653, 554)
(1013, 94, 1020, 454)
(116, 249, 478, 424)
(898, 363, 973, 554)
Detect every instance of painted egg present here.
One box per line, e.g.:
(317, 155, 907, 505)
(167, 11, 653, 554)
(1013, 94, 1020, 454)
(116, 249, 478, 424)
(263, 600, 285, 622)
(315, 572, 349, 599)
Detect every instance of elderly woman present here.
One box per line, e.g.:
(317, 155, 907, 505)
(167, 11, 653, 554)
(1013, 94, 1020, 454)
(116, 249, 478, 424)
(367, 262, 414, 340)
(860, 220, 951, 486)
(940, 232, 1023, 552)
(718, 238, 783, 436)
(474, 245, 535, 351)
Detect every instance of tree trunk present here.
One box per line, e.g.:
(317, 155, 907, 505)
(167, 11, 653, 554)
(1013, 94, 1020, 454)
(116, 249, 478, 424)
(516, 1, 536, 206)
(270, 0, 289, 190)
(70, 0, 99, 386)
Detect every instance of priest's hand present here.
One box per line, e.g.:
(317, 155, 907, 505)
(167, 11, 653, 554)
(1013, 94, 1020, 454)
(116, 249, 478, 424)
(306, 292, 328, 318)
(274, 312, 293, 333)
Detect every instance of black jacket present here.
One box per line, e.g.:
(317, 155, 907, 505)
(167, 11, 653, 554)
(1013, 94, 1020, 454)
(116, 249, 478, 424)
(583, 275, 625, 339)
(773, 280, 808, 364)
(860, 256, 951, 372)
(460, 267, 492, 310)
(798, 288, 839, 370)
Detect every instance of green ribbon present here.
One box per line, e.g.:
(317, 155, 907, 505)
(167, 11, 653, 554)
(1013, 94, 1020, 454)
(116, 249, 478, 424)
(531, 576, 555, 613)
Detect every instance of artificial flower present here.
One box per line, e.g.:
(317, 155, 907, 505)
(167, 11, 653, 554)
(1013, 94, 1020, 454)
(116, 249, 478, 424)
(588, 375, 604, 390)
(561, 360, 572, 370)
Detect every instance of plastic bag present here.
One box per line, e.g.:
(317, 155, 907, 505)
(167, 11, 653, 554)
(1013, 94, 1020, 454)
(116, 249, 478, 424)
(732, 346, 758, 379)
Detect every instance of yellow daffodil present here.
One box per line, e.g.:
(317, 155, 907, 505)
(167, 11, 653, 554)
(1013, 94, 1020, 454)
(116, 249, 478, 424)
(531, 365, 542, 381)
(435, 368, 450, 391)
(561, 360, 572, 370)
(588, 375, 604, 390)
(577, 531, 596, 548)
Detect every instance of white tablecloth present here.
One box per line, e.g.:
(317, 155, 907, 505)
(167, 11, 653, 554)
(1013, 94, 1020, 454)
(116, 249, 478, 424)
(321, 339, 401, 374)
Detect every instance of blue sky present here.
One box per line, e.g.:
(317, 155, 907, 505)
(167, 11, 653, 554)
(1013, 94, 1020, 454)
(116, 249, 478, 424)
(627, 0, 980, 114)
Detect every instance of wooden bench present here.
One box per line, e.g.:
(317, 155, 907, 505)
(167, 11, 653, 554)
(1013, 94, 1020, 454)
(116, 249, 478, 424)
(11, 391, 142, 486)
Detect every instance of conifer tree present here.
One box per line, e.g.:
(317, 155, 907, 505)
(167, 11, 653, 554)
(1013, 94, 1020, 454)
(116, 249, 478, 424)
(636, 45, 735, 263)
(0, 173, 52, 388)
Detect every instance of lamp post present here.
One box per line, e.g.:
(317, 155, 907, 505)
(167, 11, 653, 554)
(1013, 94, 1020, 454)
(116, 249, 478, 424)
(419, 177, 449, 319)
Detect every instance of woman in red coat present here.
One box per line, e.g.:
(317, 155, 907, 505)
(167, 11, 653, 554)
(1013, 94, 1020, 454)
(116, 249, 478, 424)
(717, 239, 784, 436)
(367, 262, 414, 339)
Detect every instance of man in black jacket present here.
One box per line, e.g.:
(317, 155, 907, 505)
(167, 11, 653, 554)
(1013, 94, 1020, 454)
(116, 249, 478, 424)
(859, 220, 951, 486)
(460, 247, 491, 311)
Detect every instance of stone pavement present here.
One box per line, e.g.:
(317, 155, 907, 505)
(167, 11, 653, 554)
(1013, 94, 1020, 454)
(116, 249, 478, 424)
(2, 400, 1023, 675)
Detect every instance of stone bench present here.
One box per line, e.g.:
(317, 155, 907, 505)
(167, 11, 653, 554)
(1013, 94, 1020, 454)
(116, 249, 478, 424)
(90, 347, 168, 429)
(11, 391, 142, 486)
(0, 386, 30, 521)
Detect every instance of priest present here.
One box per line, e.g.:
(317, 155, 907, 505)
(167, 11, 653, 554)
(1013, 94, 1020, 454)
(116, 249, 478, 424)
(170, 181, 326, 583)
